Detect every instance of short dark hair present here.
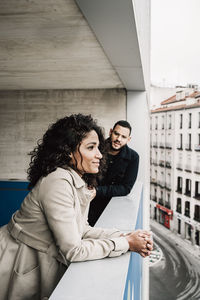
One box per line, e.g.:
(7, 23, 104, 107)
(113, 120, 132, 135)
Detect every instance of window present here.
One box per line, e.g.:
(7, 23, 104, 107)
(154, 151, 157, 165)
(177, 153, 182, 170)
(180, 134, 183, 149)
(180, 114, 183, 129)
(158, 171, 164, 186)
(167, 193, 170, 202)
(195, 134, 200, 151)
(177, 133, 183, 149)
(161, 171, 165, 184)
(166, 133, 172, 149)
(152, 188, 157, 202)
(194, 205, 200, 221)
(154, 134, 158, 147)
(198, 112, 200, 128)
(165, 193, 171, 209)
(195, 229, 200, 245)
(154, 188, 157, 199)
(189, 113, 192, 128)
(189, 133, 191, 150)
(166, 173, 171, 190)
(185, 179, 191, 196)
(162, 116, 164, 129)
(194, 155, 200, 174)
(185, 201, 190, 217)
(177, 176, 182, 193)
(178, 219, 181, 234)
(168, 114, 171, 129)
(155, 116, 158, 130)
(185, 154, 192, 172)
(176, 198, 182, 213)
(159, 151, 164, 167)
(166, 152, 171, 168)
(195, 181, 200, 199)
(185, 134, 192, 150)
(159, 191, 164, 205)
(160, 134, 164, 148)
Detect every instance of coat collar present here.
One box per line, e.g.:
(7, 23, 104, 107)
(67, 168, 94, 205)
(57, 167, 94, 205)
(67, 167, 85, 189)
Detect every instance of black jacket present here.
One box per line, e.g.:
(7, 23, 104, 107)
(88, 143, 139, 226)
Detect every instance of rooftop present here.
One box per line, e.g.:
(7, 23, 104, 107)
(151, 89, 200, 113)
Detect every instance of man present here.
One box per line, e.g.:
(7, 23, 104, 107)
(88, 120, 139, 226)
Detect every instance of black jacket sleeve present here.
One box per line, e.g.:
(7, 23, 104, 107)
(96, 152, 139, 199)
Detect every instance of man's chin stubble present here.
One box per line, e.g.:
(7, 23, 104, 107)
(111, 144, 123, 152)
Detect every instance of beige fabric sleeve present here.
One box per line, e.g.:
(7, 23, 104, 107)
(39, 176, 129, 262)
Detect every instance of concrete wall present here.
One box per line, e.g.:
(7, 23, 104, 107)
(0, 89, 126, 179)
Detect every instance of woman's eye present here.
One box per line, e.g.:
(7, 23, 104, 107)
(88, 146, 94, 150)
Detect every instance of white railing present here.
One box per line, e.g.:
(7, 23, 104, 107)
(185, 164, 192, 171)
(194, 144, 200, 151)
(49, 182, 145, 300)
(176, 163, 182, 169)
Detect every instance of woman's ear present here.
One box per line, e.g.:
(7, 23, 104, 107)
(69, 153, 75, 165)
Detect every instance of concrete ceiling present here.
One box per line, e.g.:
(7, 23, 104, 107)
(75, 0, 147, 91)
(0, 0, 123, 90)
(0, 0, 149, 91)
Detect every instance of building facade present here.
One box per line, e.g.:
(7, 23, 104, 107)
(150, 87, 200, 249)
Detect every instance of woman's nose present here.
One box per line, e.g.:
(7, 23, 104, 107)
(96, 148, 102, 159)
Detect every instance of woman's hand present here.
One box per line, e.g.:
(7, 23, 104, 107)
(125, 229, 153, 257)
(87, 187, 96, 201)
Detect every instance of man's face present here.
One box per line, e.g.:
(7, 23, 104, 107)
(109, 125, 131, 151)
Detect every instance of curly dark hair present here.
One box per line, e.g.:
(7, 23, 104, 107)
(27, 114, 105, 189)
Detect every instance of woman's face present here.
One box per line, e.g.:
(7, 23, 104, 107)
(71, 130, 103, 175)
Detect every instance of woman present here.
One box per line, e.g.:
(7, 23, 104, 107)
(0, 114, 152, 300)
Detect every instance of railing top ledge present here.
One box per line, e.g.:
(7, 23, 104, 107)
(49, 181, 143, 300)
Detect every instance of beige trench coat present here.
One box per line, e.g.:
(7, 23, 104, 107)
(0, 168, 129, 300)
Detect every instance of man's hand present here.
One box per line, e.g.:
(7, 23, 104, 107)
(125, 229, 153, 257)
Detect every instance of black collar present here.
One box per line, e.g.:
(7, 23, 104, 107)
(106, 138, 132, 160)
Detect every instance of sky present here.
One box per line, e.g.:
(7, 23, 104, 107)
(151, 0, 200, 88)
